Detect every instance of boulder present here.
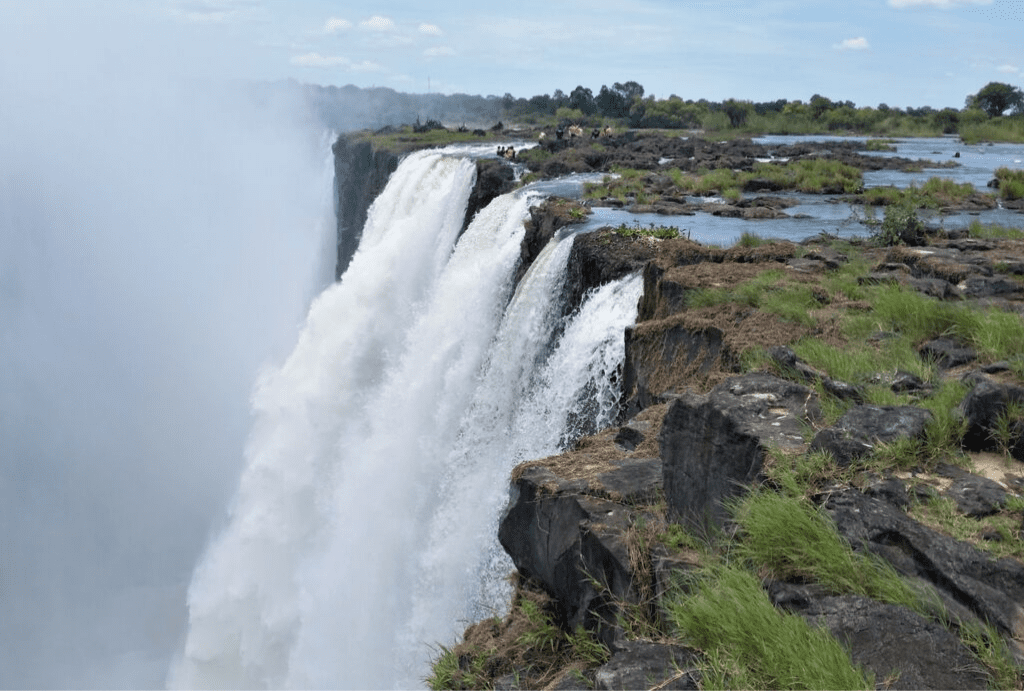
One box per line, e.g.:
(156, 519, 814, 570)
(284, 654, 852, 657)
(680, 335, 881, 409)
(769, 584, 989, 690)
(463, 158, 516, 234)
(768, 345, 864, 402)
(594, 641, 701, 690)
(498, 452, 664, 642)
(958, 374, 1024, 460)
(947, 474, 1009, 517)
(919, 337, 978, 369)
(809, 405, 933, 466)
(622, 320, 725, 416)
(822, 488, 1024, 645)
(660, 373, 818, 529)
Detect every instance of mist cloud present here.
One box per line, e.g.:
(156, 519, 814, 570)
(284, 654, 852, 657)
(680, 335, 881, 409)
(0, 4, 334, 687)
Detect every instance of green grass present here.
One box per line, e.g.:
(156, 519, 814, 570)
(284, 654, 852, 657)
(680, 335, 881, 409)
(732, 491, 932, 614)
(860, 177, 984, 211)
(665, 562, 873, 690)
(995, 167, 1024, 201)
(611, 221, 680, 239)
(959, 117, 1024, 145)
(864, 138, 898, 152)
(735, 231, 765, 248)
(838, 284, 1024, 363)
(687, 269, 818, 326)
(967, 220, 1024, 240)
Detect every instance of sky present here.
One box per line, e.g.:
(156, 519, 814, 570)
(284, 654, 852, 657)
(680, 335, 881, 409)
(25, 0, 1014, 110)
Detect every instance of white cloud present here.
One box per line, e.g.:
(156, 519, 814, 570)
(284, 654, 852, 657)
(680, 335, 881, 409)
(424, 46, 455, 57)
(997, 64, 1021, 73)
(350, 60, 385, 72)
(290, 52, 349, 67)
(360, 15, 395, 31)
(170, 0, 261, 23)
(888, 0, 992, 8)
(419, 23, 443, 36)
(324, 17, 351, 33)
(835, 37, 870, 50)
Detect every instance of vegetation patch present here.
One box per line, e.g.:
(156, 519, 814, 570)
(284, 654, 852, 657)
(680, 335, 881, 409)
(611, 221, 681, 240)
(864, 138, 898, 152)
(426, 580, 609, 690)
(995, 167, 1024, 201)
(665, 563, 873, 690)
(732, 491, 931, 614)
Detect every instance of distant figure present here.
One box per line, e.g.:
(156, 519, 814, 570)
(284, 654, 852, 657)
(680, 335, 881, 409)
(954, 151, 961, 158)
(568, 124, 583, 138)
(603, 126, 614, 137)
(497, 145, 506, 157)
(539, 132, 546, 141)
(591, 128, 600, 139)
(503, 146, 516, 161)
(556, 126, 565, 140)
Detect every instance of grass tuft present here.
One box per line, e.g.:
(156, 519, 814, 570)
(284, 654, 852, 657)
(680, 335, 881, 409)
(732, 491, 933, 614)
(666, 563, 873, 690)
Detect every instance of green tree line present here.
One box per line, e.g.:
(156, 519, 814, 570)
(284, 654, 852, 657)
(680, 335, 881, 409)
(501, 81, 1024, 142)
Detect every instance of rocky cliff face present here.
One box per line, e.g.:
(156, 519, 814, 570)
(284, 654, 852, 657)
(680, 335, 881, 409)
(332, 136, 400, 279)
(332, 136, 518, 280)
(447, 221, 1024, 689)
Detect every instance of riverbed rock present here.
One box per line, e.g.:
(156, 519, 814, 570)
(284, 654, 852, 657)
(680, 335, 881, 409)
(809, 404, 933, 466)
(660, 373, 819, 529)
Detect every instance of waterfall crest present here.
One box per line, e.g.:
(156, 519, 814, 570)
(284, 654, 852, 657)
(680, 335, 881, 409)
(172, 148, 644, 689)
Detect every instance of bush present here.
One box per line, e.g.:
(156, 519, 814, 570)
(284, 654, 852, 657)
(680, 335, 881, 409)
(874, 202, 924, 246)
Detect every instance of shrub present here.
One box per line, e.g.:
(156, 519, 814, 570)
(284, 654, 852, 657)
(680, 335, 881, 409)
(874, 202, 924, 246)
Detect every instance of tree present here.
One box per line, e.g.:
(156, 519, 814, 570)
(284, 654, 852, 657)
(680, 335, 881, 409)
(969, 82, 1024, 118)
(722, 99, 752, 128)
(568, 85, 596, 116)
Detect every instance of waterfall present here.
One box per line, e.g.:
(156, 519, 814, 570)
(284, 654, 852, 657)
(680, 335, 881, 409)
(172, 148, 644, 689)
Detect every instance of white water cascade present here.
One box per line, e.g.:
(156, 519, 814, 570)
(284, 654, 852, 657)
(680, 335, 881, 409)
(172, 148, 644, 689)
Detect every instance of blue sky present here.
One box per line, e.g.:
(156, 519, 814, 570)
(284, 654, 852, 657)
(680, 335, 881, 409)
(4, 1, 1024, 109)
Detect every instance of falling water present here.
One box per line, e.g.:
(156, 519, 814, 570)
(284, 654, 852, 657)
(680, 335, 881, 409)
(172, 147, 644, 689)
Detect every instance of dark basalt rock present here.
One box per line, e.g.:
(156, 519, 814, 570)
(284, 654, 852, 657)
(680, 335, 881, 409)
(822, 488, 1024, 645)
(498, 455, 664, 644)
(463, 158, 515, 235)
(809, 404, 933, 466)
(660, 373, 818, 529)
(947, 475, 1009, 517)
(621, 321, 725, 416)
(769, 584, 989, 690)
(960, 274, 1024, 299)
(332, 136, 400, 278)
(958, 373, 1024, 460)
(768, 345, 864, 402)
(919, 337, 977, 369)
(594, 641, 701, 690)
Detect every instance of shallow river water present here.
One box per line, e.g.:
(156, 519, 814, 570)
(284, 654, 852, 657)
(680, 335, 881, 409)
(559, 135, 1024, 247)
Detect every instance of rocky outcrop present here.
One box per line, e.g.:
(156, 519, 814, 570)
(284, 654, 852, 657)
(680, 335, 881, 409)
(769, 583, 990, 690)
(463, 158, 516, 237)
(823, 486, 1024, 651)
(332, 136, 400, 278)
(660, 373, 818, 529)
(809, 404, 934, 466)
